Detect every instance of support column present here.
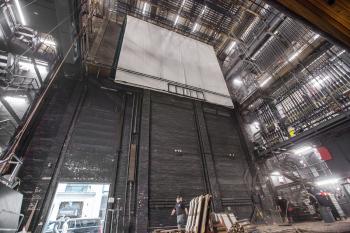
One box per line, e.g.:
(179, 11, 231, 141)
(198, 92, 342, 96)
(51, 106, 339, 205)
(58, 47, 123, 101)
(194, 102, 223, 212)
(0, 96, 20, 124)
(135, 90, 150, 232)
(31, 58, 43, 86)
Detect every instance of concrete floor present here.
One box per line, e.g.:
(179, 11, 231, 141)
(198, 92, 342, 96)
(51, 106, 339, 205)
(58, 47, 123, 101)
(256, 219, 350, 233)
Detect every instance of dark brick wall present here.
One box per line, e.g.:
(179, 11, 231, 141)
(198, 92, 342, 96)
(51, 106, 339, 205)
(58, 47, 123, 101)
(18, 78, 253, 232)
(148, 92, 206, 227)
(203, 106, 252, 218)
(18, 70, 83, 231)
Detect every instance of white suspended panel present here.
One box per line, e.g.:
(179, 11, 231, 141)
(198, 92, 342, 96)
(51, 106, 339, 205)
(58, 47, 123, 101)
(115, 16, 233, 107)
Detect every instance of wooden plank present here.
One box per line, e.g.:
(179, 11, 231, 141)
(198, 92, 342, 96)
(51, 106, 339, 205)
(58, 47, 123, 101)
(128, 143, 137, 181)
(200, 194, 211, 233)
(221, 214, 233, 231)
(228, 213, 237, 225)
(194, 195, 205, 233)
(186, 198, 195, 231)
(190, 197, 200, 232)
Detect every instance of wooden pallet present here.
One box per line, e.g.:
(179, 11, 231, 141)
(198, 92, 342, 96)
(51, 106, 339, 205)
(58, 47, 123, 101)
(194, 195, 205, 233)
(186, 197, 196, 231)
(188, 196, 200, 232)
(212, 214, 257, 233)
(200, 194, 211, 233)
(158, 194, 213, 233)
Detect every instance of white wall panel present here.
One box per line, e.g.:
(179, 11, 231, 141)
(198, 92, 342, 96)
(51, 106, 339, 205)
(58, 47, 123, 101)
(115, 16, 233, 107)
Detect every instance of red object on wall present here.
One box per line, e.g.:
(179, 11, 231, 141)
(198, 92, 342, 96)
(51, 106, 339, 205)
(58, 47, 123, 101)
(317, 146, 333, 161)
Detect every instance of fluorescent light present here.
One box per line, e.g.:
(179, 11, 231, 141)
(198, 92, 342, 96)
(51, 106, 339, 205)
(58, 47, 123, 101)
(192, 23, 198, 32)
(249, 121, 260, 132)
(228, 41, 237, 52)
(337, 50, 346, 57)
(14, 0, 26, 25)
(259, 76, 272, 87)
(200, 6, 207, 15)
(288, 50, 302, 62)
(271, 171, 281, 176)
(142, 2, 148, 15)
(174, 15, 179, 26)
(3, 96, 26, 105)
(40, 37, 56, 47)
(315, 178, 340, 186)
(233, 78, 242, 87)
(181, 0, 186, 8)
(292, 146, 313, 155)
(330, 50, 346, 61)
(313, 33, 320, 40)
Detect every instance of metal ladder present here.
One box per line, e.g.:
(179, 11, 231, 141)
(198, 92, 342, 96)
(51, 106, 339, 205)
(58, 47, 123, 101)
(328, 193, 346, 219)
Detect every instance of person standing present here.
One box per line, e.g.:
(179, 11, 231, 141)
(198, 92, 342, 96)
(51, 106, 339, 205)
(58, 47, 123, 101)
(61, 217, 69, 233)
(171, 195, 188, 230)
(276, 195, 288, 223)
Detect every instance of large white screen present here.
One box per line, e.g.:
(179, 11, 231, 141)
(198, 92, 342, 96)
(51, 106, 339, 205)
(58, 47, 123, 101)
(115, 16, 233, 107)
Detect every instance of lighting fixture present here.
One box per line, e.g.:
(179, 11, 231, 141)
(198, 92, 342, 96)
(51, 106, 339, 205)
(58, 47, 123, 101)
(200, 6, 207, 15)
(233, 78, 242, 87)
(315, 178, 340, 186)
(228, 41, 237, 52)
(271, 171, 281, 176)
(292, 146, 313, 155)
(312, 33, 320, 40)
(337, 50, 346, 57)
(3, 96, 27, 105)
(39, 37, 56, 47)
(249, 121, 260, 132)
(174, 15, 179, 26)
(192, 23, 198, 32)
(259, 76, 272, 87)
(142, 2, 148, 15)
(181, 0, 186, 8)
(252, 121, 259, 128)
(330, 50, 346, 61)
(288, 49, 302, 62)
(14, 0, 26, 25)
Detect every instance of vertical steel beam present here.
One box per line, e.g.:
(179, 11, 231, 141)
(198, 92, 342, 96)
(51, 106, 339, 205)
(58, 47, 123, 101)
(31, 58, 43, 86)
(135, 90, 150, 233)
(0, 96, 20, 124)
(193, 101, 223, 212)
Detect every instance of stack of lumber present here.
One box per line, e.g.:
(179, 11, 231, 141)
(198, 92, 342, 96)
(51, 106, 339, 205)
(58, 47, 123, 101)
(212, 213, 257, 233)
(152, 195, 257, 233)
(152, 230, 183, 233)
(186, 194, 212, 233)
(152, 194, 212, 233)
